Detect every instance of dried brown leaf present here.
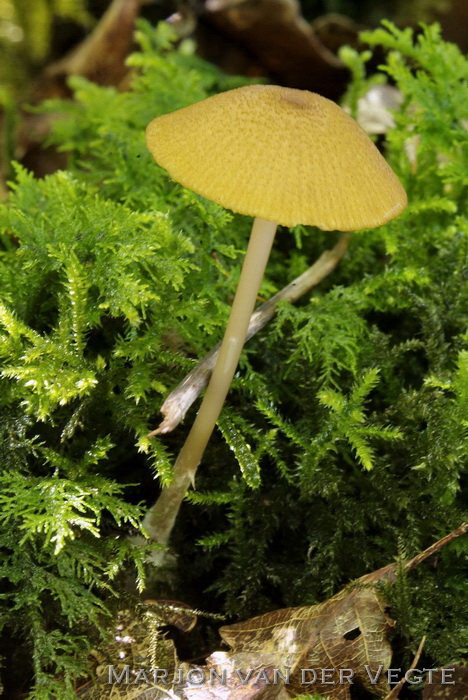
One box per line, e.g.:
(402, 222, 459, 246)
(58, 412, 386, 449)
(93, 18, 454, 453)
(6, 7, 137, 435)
(219, 525, 467, 700)
(220, 584, 393, 700)
(79, 526, 466, 700)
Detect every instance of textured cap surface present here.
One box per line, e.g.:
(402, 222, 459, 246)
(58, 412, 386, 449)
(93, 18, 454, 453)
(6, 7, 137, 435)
(146, 85, 407, 230)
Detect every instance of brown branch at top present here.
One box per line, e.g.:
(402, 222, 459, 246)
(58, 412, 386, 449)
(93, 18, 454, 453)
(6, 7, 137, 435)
(147, 233, 351, 439)
(404, 522, 467, 572)
(361, 522, 468, 586)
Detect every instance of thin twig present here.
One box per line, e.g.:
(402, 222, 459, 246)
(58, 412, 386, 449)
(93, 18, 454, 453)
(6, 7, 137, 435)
(147, 233, 350, 439)
(384, 635, 426, 700)
(404, 522, 468, 573)
(361, 522, 468, 586)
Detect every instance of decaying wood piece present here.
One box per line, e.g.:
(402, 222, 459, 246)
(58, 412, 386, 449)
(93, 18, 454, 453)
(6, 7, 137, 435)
(18, 0, 145, 179)
(312, 13, 364, 55)
(354, 85, 403, 135)
(200, 0, 349, 99)
(422, 665, 468, 700)
(147, 233, 350, 439)
(40, 0, 143, 96)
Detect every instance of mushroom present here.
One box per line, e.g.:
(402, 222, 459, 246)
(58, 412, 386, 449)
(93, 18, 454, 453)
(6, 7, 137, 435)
(144, 85, 406, 544)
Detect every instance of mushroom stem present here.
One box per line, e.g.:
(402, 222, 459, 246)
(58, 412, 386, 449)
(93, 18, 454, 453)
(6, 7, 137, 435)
(148, 232, 351, 439)
(143, 217, 277, 544)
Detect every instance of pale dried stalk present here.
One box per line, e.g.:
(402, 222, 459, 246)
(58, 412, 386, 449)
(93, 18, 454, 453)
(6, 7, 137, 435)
(147, 232, 350, 439)
(143, 233, 350, 546)
(383, 635, 426, 700)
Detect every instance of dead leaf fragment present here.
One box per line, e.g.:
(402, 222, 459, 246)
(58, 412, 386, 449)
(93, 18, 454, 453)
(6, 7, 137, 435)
(77, 527, 466, 700)
(144, 599, 198, 633)
(77, 606, 178, 699)
(185, 653, 289, 700)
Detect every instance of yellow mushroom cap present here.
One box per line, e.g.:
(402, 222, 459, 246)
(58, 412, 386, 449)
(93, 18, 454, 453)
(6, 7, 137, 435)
(146, 85, 407, 230)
